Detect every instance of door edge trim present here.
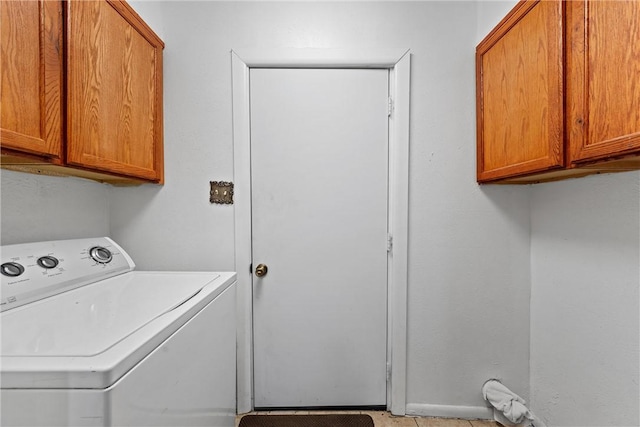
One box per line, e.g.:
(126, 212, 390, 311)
(231, 48, 411, 416)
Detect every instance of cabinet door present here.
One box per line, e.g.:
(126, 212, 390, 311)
(66, 0, 164, 183)
(0, 0, 63, 160)
(567, 0, 640, 164)
(476, 0, 564, 182)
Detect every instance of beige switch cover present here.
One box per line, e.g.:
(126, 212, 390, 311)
(210, 181, 233, 204)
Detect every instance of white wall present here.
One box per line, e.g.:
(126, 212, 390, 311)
(0, 170, 110, 245)
(111, 1, 532, 415)
(530, 172, 640, 427)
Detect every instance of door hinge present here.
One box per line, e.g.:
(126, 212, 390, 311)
(386, 362, 392, 381)
(387, 234, 393, 253)
(388, 97, 393, 117)
(249, 263, 253, 274)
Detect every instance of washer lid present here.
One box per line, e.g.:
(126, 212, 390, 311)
(2, 271, 219, 357)
(1, 271, 236, 389)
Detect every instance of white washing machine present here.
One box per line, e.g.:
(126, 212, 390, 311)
(0, 237, 237, 427)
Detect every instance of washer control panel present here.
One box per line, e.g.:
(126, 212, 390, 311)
(1, 237, 135, 312)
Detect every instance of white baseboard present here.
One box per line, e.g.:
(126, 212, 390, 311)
(405, 403, 493, 420)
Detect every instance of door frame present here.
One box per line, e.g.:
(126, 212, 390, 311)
(231, 48, 410, 415)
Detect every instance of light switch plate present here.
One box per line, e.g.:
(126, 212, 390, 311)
(210, 181, 234, 204)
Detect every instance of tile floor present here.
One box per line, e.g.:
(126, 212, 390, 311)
(236, 411, 500, 427)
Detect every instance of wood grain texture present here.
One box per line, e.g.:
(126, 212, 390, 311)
(0, 0, 63, 159)
(568, 0, 640, 163)
(106, 0, 164, 48)
(1, 161, 150, 186)
(476, 0, 564, 183)
(66, 0, 163, 182)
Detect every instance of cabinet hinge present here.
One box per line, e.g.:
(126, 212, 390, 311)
(387, 234, 393, 253)
(388, 97, 393, 117)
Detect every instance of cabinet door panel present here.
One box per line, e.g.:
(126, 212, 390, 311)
(569, 0, 640, 163)
(0, 0, 63, 159)
(476, 0, 564, 182)
(67, 0, 163, 182)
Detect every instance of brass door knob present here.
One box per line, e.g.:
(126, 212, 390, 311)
(255, 264, 268, 277)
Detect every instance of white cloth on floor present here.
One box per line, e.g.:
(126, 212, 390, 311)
(482, 379, 534, 426)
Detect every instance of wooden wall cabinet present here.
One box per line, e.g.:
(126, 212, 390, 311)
(1, 0, 64, 162)
(477, 0, 640, 184)
(1, 0, 164, 185)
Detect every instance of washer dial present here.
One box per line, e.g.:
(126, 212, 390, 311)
(1, 262, 25, 277)
(37, 256, 59, 269)
(89, 246, 113, 264)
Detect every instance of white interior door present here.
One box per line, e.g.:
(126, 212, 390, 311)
(250, 68, 389, 408)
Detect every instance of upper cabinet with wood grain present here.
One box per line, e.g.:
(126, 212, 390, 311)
(1, 0, 64, 162)
(66, 0, 164, 183)
(477, 0, 640, 184)
(567, 1, 640, 165)
(1, 0, 164, 185)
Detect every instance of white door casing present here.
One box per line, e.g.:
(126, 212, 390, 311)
(232, 48, 410, 415)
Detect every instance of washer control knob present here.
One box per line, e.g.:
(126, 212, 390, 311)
(37, 256, 59, 269)
(1, 262, 25, 277)
(89, 246, 113, 264)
